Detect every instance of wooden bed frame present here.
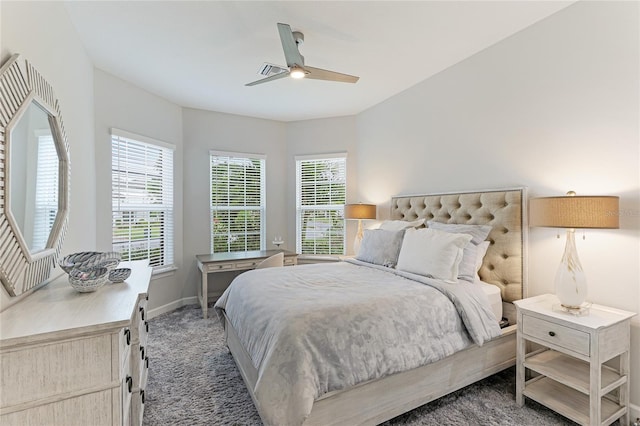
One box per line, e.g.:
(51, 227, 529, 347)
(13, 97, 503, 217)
(222, 188, 528, 425)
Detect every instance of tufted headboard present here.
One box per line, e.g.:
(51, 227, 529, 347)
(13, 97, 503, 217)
(390, 188, 527, 304)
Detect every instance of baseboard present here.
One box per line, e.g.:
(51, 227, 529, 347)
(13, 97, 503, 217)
(147, 296, 198, 319)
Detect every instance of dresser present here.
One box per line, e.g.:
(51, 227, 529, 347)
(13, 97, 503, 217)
(514, 294, 636, 426)
(0, 260, 151, 426)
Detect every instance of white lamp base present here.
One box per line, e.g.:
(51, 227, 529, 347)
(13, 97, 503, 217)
(353, 219, 364, 255)
(552, 302, 592, 317)
(555, 229, 588, 310)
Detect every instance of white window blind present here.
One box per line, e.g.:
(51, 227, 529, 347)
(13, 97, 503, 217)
(31, 135, 58, 251)
(111, 131, 174, 271)
(296, 154, 346, 255)
(210, 151, 265, 253)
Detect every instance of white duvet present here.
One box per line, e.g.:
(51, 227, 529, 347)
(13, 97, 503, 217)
(214, 260, 501, 426)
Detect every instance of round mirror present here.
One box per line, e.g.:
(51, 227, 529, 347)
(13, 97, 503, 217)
(8, 100, 60, 253)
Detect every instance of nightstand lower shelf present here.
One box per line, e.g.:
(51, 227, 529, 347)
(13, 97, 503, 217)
(523, 377, 625, 426)
(524, 350, 625, 395)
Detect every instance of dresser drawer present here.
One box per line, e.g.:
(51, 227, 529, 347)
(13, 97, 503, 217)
(137, 344, 148, 388)
(121, 349, 133, 426)
(522, 314, 590, 356)
(138, 319, 149, 347)
(119, 327, 133, 371)
(137, 298, 147, 325)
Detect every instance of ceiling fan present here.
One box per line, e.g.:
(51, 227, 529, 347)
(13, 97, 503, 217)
(246, 23, 359, 87)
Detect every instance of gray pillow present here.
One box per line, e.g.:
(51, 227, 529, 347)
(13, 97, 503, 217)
(426, 221, 492, 282)
(356, 229, 405, 268)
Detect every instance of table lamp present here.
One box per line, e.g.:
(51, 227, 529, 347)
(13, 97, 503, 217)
(529, 191, 619, 312)
(344, 203, 376, 254)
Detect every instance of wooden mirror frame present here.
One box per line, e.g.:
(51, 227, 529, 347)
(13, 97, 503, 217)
(0, 54, 70, 296)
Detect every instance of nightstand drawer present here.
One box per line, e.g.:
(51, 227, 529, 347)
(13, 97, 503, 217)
(522, 315, 590, 356)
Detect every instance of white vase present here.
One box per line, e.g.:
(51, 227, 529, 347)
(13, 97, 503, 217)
(555, 229, 587, 309)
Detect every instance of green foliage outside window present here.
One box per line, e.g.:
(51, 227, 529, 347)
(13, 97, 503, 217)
(297, 157, 346, 255)
(210, 155, 265, 253)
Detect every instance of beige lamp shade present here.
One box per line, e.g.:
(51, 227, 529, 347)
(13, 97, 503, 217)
(344, 204, 377, 220)
(529, 195, 619, 229)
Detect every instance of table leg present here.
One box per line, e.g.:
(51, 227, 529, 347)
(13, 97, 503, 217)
(201, 267, 208, 319)
(589, 348, 601, 426)
(620, 350, 630, 426)
(516, 311, 525, 407)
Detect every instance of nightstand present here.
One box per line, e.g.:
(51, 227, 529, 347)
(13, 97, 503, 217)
(514, 294, 636, 426)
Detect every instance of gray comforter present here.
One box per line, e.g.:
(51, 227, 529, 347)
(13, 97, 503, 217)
(214, 259, 501, 426)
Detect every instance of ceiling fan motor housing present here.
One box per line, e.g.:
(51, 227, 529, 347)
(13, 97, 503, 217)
(292, 31, 304, 46)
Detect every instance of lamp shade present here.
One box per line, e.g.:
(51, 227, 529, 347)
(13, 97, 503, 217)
(344, 204, 376, 220)
(529, 195, 619, 229)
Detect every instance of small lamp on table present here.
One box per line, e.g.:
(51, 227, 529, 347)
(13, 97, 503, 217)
(344, 203, 377, 255)
(529, 191, 619, 314)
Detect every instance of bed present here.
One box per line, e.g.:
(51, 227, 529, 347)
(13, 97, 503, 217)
(214, 188, 527, 426)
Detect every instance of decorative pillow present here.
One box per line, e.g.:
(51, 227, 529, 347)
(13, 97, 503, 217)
(396, 228, 472, 282)
(475, 241, 491, 273)
(379, 218, 425, 231)
(356, 229, 405, 268)
(426, 221, 492, 283)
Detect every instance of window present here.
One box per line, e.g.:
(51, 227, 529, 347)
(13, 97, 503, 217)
(31, 134, 59, 251)
(296, 154, 347, 255)
(210, 151, 265, 253)
(111, 129, 174, 271)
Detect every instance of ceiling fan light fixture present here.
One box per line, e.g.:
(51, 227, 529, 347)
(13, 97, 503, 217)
(290, 66, 306, 79)
(245, 23, 359, 86)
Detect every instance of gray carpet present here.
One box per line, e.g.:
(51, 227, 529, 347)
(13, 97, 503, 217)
(142, 304, 580, 426)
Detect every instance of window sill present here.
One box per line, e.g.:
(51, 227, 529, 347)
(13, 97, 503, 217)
(296, 254, 346, 264)
(151, 265, 177, 280)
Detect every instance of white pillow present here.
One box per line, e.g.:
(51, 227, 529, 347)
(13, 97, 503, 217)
(396, 228, 472, 282)
(379, 218, 425, 231)
(426, 221, 492, 282)
(475, 241, 491, 273)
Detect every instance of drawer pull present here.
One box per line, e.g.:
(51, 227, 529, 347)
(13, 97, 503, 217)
(140, 346, 145, 360)
(548, 331, 556, 337)
(145, 321, 149, 333)
(139, 307, 145, 321)
(145, 356, 149, 368)
(141, 389, 145, 404)
(124, 328, 131, 345)
(126, 375, 133, 393)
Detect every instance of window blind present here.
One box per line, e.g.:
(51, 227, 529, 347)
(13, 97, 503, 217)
(210, 151, 266, 253)
(111, 131, 174, 271)
(31, 135, 58, 251)
(295, 154, 346, 255)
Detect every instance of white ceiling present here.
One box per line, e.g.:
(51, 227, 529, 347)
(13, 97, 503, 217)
(65, 1, 573, 122)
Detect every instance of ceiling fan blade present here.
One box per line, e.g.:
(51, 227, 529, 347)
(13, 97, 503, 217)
(277, 23, 304, 67)
(304, 66, 359, 83)
(245, 71, 289, 86)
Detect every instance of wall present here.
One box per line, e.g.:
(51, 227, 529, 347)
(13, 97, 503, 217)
(181, 108, 287, 299)
(356, 1, 640, 412)
(0, 1, 95, 310)
(93, 69, 184, 314)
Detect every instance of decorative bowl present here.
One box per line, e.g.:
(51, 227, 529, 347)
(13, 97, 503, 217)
(78, 252, 122, 271)
(68, 266, 109, 293)
(109, 268, 131, 283)
(59, 251, 101, 273)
